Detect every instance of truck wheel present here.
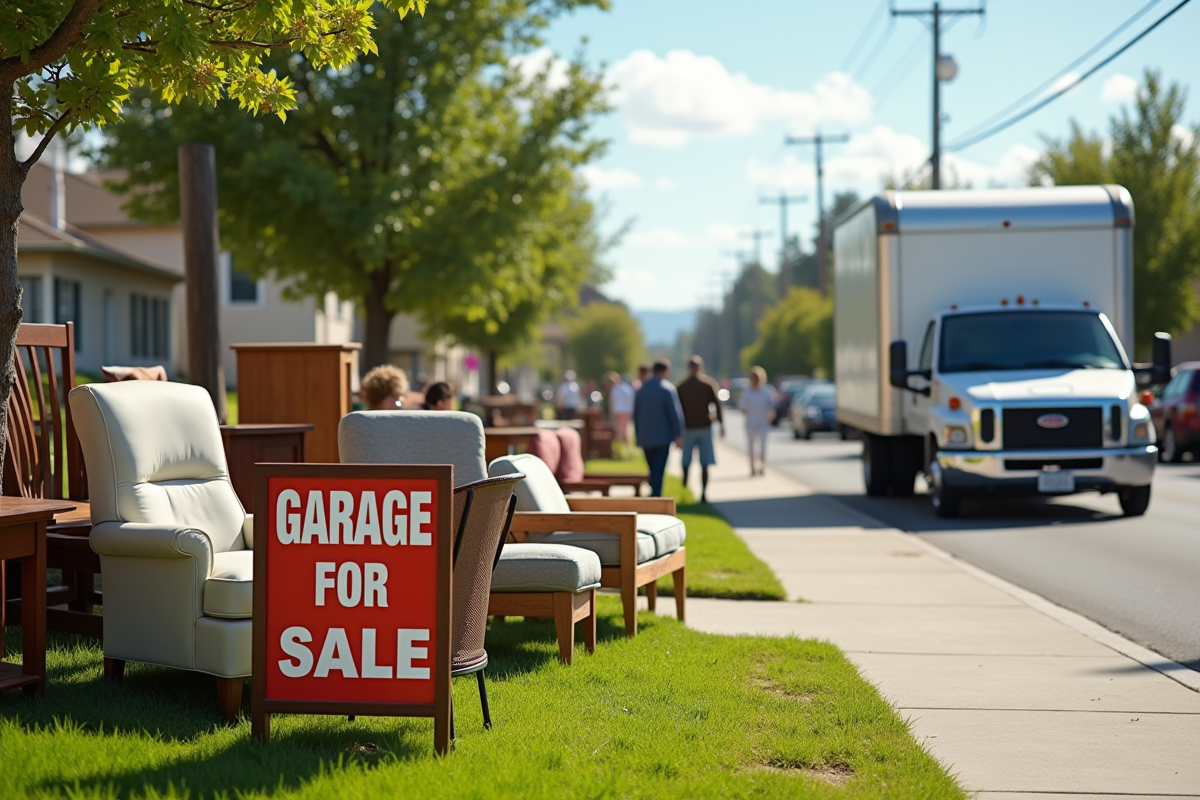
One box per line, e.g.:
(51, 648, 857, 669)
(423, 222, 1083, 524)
(1161, 426, 1181, 463)
(1118, 484, 1151, 516)
(931, 480, 961, 518)
(862, 434, 891, 496)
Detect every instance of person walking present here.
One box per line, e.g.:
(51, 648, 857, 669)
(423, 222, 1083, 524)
(555, 369, 582, 419)
(675, 355, 724, 502)
(738, 366, 776, 476)
(633, 358, 685, 497)
(605, 370, 636, 456)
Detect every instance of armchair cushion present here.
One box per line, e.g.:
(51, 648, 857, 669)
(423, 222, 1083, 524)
(488, 454, 570, 513)
(69, 382, 246, 553)
(538, 531, 656, 566)
(204, 550, 254, 619)
(491, 543, 601, 593)
(553, 428, 586, 483)
(339, 410, 487, 486)
(637, 514, 688, 558)
(526, 430, 562, 475)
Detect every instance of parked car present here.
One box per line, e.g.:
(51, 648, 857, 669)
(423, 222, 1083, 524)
(773, 378, 810, 426)
(1150, 362, 1200, 462)
(791, 384, 841, 439)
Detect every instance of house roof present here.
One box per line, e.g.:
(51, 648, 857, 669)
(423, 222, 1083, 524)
(18, 214, 183, 282)
(21, 163, 163, 229)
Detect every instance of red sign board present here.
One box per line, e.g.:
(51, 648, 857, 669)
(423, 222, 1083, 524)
(252, 464, 453, 753)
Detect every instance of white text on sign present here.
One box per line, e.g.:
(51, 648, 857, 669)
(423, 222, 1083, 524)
(278, 627, 430, 680)
(275, 489, 433, 546)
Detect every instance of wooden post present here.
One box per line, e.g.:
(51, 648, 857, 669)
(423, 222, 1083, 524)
(178, 143, 227, 422)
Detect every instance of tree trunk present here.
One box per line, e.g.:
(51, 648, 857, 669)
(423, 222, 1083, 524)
(362, 282, 395, 374)
(0, 94, 28, 489)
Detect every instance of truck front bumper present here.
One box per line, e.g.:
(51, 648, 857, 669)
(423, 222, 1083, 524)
(937, 446, 1157, 494)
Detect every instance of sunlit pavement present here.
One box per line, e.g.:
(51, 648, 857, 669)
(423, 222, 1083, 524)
(650, 412, 1200, 795)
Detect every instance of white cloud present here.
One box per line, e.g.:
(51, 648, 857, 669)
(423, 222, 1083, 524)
(654, 177, 676, 191)
(1101, 73, 1138, 104)
(607, 50, 871, 148)
(579, 165, 644, 190)
(703, 224, 744, 244)
(745, 125, 1039, 194)
(511, 47, 570, 91)
(626, 227, 690, 249)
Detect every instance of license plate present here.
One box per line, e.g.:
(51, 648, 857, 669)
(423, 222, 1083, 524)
(1038, 470, 1075, 493)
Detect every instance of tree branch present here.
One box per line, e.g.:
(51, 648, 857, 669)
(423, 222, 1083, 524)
(18, 111, 75, 173)
(0, 0, 102, 83)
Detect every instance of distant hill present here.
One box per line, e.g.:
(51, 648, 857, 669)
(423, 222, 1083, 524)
(634, 309, 697, 346)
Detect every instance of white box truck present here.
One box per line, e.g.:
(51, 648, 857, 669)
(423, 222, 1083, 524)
(832, 186, 1171, 517)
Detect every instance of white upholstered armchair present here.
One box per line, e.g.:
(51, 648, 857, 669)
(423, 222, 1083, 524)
(69, 381, 252, 721)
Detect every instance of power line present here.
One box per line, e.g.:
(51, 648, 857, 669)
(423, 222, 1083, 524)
(869, 28, 927, 108)
(947, 0, 1194, 152)
(841, 0, 890, 74)
(951, 0, 1165, 144)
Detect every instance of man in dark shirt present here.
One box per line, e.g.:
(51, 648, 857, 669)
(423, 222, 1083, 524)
(675, 355, 724, 503)
(633, 359, 685, 497)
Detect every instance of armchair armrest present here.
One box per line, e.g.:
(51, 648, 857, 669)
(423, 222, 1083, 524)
(582, 472, 648, 481)
(509, 511, 637, 535)
(567, 496, 676, 515)
(243, 514, 254, 549)
(90, 521, 215, 573)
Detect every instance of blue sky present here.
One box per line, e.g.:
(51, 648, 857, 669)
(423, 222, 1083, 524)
(538, 0, 1200, 313)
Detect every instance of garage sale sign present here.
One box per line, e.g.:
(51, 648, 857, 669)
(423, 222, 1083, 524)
(251, 464, 453, 754)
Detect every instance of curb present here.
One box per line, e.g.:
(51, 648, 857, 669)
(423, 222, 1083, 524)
(738, 445, 1200, 694)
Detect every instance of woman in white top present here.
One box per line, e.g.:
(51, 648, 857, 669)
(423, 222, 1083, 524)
(738, 366, 777, 476)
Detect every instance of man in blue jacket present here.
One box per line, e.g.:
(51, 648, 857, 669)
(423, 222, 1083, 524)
(634, 358, 685, 497)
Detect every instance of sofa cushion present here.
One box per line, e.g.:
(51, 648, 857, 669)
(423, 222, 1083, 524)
(204, 550, 253, 619)
(637, 514, 688, 558)
(488, 454, 570, 513)
(526, 430, 562, 476)
(553, 428, 585, 483)
(537, 531, 657, 567)
(490, 543, 602, 593)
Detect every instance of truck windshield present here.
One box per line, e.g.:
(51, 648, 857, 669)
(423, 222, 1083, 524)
(939, 311, 1126, 373)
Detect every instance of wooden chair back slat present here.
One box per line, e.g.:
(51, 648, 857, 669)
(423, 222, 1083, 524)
(4, 322, 85, 501)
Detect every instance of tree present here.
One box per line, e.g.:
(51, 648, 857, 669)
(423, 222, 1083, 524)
(1030, 71, 1200, 351)
(566, 302, 643, 383)
(432, 180, 605, 390)
(98, 1, 608, 371)
(740, 287, 833, 380)
(783, 190, 859, 291)
(1, 0, 425, 482)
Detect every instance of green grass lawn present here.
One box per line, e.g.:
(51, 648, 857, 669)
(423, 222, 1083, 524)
(0, 598, 962, 799)
(587, 456, 787, 601)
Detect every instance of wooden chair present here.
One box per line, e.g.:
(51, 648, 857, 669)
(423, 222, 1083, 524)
(489, 454, 686, 637)
(1, 322, 99, 638)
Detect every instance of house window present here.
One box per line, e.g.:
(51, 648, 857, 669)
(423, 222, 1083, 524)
(54, 278, 81, 351)
(131, 294, 170, 359)
(227, 255, 260, 304)
(20, 276, 42, 323)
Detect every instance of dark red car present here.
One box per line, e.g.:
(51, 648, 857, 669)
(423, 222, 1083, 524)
(1150, 361, 1200, 462)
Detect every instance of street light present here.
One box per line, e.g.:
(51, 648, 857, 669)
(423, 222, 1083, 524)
(936, 54, 958, 83)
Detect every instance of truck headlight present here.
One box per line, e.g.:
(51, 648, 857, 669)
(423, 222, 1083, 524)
(943, 425, 971, 447)
(1128, 403, 1155, 445)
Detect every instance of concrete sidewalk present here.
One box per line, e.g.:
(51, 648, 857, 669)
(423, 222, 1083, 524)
(656, 441, 1200, 798)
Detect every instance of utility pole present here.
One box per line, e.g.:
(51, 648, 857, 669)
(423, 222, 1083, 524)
(739, 230, 771, 345)
(892, 2, 984, 190)
(760, 193, 807, 294)
(784, 132, 848, 296)
(178, 143, 227, 422)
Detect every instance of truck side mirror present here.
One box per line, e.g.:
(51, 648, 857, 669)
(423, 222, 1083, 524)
(889, 340, 909, 389)
(1152, 331, 1172, 385)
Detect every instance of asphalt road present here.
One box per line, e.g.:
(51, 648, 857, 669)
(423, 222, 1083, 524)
(715, 409, 1200, 671)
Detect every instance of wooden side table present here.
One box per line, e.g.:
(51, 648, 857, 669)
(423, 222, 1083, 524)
(483, 426, 542, 463)
(0, 497, 76, 696)
(220, 424, 314, 509)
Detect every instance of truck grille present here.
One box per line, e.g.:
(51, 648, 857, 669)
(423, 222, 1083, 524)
(1002, 407, 1102, 450)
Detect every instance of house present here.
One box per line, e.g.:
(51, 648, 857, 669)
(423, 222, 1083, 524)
(19, 160, 477, 393)
(18, 165, 181, 377)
